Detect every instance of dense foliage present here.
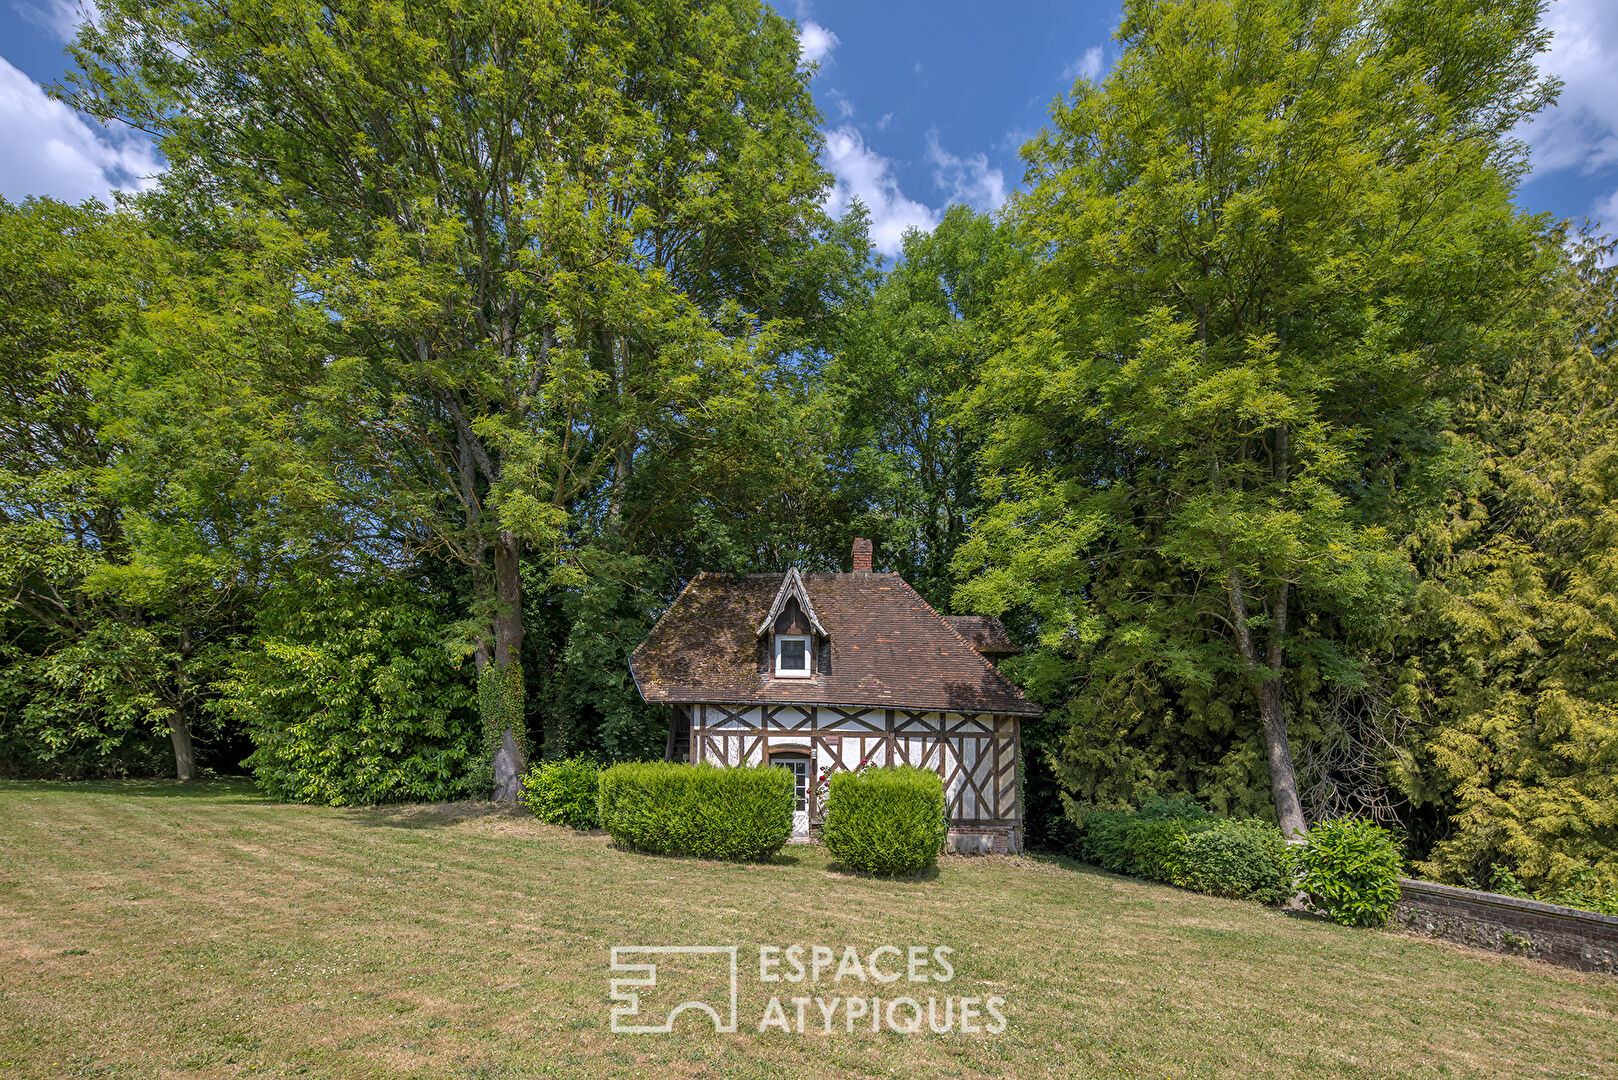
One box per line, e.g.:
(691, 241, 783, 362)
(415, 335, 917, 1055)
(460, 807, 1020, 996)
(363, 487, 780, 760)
(1, 0, 1613, 903)
(219, 578, 481, 806)
(521, 757, 602, 830)
(597, 761, 794, 861)
(1075, 799, 1292, 904)
(1293, 819, 1404, 927)
(820, 765, 947, 876)
(1181, 820, 1295, 905)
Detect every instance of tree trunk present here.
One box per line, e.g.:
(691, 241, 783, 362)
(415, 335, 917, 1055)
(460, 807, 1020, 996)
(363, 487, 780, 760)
(489, 530, 527, 802)
(1258, 678, 1307, 839)
(1226, 569, 1308, 838)
(171, 627, 196, 781)
(169, 707, 196, 782)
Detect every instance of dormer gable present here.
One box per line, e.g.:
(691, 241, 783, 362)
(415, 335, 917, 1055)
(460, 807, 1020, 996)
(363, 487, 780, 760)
(755, 567, 827, 638)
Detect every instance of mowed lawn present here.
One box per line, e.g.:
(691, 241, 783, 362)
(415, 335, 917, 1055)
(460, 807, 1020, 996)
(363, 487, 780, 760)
(0, 782, 1613, 1080)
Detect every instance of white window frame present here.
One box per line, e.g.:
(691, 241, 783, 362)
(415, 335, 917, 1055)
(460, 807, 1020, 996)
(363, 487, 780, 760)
(773, 634, 812, 678)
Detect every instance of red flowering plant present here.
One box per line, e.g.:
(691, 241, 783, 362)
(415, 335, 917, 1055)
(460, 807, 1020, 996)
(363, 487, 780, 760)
(814, 756, 875, 807)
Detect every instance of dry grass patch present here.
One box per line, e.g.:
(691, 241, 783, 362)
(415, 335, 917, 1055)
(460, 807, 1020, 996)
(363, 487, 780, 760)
(0, 779, 1613, 1080)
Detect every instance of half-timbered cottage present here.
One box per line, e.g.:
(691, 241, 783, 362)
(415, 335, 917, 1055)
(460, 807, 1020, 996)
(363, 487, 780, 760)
(627, 539, 1041, 853)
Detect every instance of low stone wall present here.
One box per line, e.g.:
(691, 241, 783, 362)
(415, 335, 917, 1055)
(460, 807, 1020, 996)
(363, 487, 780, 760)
(1394, 878, 1618, 973)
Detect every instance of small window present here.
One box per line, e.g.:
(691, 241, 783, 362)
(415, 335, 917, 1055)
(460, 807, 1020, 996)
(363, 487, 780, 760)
(774, 634, 811, 678)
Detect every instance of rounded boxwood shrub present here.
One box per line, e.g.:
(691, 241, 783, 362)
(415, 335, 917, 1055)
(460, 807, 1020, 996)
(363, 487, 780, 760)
(597, 761, 793, 862)
(821, 765, 946, 876)
(1179, 818, 1293, 904)
(521, 756, 601, 829)
(1294, 818, 1403, 926)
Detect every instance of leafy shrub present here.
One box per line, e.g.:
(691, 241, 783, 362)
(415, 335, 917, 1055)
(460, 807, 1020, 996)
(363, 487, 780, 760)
(1076, 810, 1135, 871)
(597, 761, 793, 862)
(521, 756, 601, 829)
(1123, 818, 1204, 881)
(1293, 818, 1403, 926)
(1077, 795, 1210, 873)
(1537, 863, 1618, 916)
(821, 765, 947, 876)
(1180, 819, 1293, 903)
(1074, 797, 1294, 905)
(223, 577, 481, 806)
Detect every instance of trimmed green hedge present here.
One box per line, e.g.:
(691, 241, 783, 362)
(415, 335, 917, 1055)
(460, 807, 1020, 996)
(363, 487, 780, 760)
(521, 756, 601, 829)
(597, 761, 793, 862)
(1074, 798, 1292, 905)
(1181, 819, 1293, 904)
(1076, 796, 1210, 873)
(821, 765, 946, 876)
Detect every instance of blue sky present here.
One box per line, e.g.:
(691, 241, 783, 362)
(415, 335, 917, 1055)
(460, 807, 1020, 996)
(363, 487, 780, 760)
(3, 0, 1616, 257)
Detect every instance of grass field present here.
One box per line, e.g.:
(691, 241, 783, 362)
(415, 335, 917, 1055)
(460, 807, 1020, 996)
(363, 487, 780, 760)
(0, 780, 1613, 1080)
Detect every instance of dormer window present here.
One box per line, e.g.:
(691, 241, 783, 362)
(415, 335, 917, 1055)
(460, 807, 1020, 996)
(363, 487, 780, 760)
(774, 634, 811, 678)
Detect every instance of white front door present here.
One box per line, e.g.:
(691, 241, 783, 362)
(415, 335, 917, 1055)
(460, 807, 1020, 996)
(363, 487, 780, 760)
(773, 755, 811, 838)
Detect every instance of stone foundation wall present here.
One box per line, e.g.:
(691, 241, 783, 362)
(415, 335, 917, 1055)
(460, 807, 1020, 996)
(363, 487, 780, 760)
(946, 826, 1018, 855)
(1394, 878, 1618, 973)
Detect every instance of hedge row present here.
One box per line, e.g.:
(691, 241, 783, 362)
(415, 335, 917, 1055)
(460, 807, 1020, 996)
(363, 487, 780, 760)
(1076, 798, 1294, 905)
(596, 761, 794, 861)
(1074, 798, 1404, 923)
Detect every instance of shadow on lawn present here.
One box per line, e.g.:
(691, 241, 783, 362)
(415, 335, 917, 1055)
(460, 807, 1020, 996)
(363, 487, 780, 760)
(0, 776, 270, 803)
(348, 800, 533, 830)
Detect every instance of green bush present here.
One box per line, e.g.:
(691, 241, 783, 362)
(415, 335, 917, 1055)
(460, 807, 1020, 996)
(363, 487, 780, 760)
(224, 577, 481, 806)
(1294, 818, 1403, 926)
(521, 756, 601, 829)
(1180, 819, 1293, 903)
(1077, 795, 1210, 873)
(1123, 818, 1205, 881)
(1074, 798, 1294, 905)
(1075, 810, 1135, 871)
(597, 761, 793, 862)
(821, 765, 947, 876)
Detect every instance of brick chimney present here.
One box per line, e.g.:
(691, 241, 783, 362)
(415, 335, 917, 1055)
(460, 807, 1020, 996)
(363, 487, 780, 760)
(852, 537, 873, 573)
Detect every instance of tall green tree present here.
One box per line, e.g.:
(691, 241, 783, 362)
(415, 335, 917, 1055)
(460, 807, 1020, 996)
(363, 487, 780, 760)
(830, 205, 1014, 606)
(954, 0, 1554, 835)
(1406, 234, 1618, 889)
(0, 197, 326, 780)
(66, 0, 836, 797)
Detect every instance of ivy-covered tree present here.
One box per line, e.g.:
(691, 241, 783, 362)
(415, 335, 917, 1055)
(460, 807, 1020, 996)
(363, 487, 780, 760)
(954, 0, 1554, 836)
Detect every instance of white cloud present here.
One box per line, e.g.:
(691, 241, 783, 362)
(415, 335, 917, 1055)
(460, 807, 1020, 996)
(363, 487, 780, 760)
(822, 125, 938, 257)
(1061, 45, 1105, 86)
(826, 88, 854, 121)
(798, 21, 839, 68)
(12, 0, 96, 42)
(876, 112, 895, 132)
(1522, 0, 1618, 176)
(925, 129, 1007, 211)
(996, 127, 1037, 156)
(0, 57, 163, 205)
(1594, 187, 1618, 232)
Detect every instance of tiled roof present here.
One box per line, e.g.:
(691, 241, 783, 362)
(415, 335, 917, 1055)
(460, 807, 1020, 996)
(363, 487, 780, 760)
(941, 615, 1020, 658)
(628, 572, 1042, 717)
